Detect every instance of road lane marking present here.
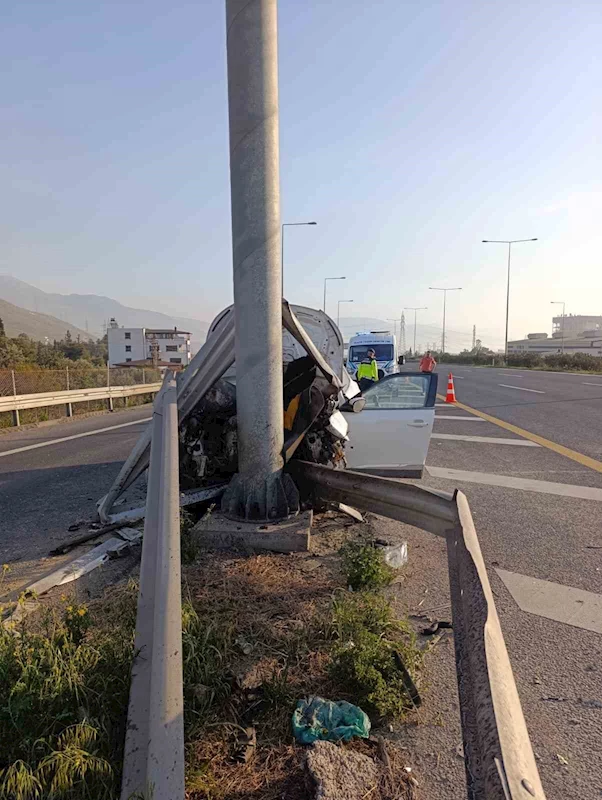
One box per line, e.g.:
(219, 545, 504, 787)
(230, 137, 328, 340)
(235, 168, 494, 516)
(452, 375, 465, 379)
(583, 382, 602, 387)
(431, 433, 539, 446)
(427, 466, 602, 500)
(496, 569, 602, 634)
(435, 415, 485, 421)
(498, 384, 545, 394)
(436, 394, 602, 475)
(0, 417, 152, 459)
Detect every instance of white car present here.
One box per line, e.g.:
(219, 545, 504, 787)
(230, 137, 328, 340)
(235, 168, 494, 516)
(343, 371, 438, 479)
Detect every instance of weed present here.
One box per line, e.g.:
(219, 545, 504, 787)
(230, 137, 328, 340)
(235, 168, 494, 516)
(0, 592, 135, 799)
(330, 591, 421, 719)
(180, 509, 201, 565)
(340, 542, 395, 591)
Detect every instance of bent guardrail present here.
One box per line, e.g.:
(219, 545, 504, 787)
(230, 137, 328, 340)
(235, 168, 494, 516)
(288, 461, 547, 800)
(120, 377, 184, 800)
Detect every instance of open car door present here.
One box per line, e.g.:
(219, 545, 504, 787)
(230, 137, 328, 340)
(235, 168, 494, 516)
(343, 372, 438, 478)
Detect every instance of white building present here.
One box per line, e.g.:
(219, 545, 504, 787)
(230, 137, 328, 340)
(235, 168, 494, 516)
(508, 314, 602, 357)
(107, 319, 192, 367)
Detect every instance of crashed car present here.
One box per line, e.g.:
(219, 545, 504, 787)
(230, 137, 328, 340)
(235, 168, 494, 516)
(98, 302, 437, 522)
(179, 304, 438, 488)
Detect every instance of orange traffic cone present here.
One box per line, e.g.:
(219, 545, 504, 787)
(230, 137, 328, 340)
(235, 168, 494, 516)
(445, 373, 457, 404)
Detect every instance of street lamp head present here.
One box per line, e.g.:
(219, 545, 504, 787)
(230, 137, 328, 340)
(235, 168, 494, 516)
(308, 221, 317, 225)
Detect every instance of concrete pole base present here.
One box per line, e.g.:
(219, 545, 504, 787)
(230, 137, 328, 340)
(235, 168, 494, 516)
(193, 509, 311, 553)
(221, 470, 300, 521)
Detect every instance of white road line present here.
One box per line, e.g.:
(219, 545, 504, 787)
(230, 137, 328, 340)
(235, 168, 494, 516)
(431, 433, 539, 447)
(435, 415, 485, 421)
(498, 384, 545, 394)
(0, 417, 152, 459)
(582, 382, 602, 387)
(496, 569, 602, 635)
(427, 466, 602, 502)
(452, 375, 465, 379)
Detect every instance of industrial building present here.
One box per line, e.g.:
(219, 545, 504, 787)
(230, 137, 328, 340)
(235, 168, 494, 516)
(508, 315, 602, 356)
(107, 318, 192, 367)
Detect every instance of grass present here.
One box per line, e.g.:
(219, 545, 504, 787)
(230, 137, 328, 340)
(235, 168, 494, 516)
(0, 538, 420, 799)
(340, 542, 395, 591)
(0, 585, 137, 799)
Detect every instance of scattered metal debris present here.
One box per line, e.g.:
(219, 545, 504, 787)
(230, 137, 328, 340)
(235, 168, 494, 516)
(421, 620, 453, 636)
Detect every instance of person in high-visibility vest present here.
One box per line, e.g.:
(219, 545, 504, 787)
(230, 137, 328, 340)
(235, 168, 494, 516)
(356, 348, 379, 391)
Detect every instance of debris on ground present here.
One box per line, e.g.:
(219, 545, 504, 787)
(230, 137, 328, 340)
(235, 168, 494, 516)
(380, 541, 408, 568)
(305, 740, 379, 800)
(292, 697, 371, 744)
(421, 620, 453, 636)
(231, 726, 257, 763)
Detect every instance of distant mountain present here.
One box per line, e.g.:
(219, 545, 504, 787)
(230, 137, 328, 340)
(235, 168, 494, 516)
(0, 297, 92, 342)
(0, 276, 209, 348)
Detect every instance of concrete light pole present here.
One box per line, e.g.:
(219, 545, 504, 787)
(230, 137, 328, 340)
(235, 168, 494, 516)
(428, 288, 461, 355)
(404, 307, 427, 355)
(482, 238, 537, 358)
(281, 221, 316, 288)
(551, 301, 566, 354)
(323, 276, 346, 313)
(338, 299, 353, 329)
(222, 0, 297, 520)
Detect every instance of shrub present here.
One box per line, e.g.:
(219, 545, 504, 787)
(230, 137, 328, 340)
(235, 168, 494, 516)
(340, 542, 395, 591)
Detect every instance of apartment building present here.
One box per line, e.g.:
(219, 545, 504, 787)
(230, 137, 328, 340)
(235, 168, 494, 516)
(107, 319, 192, 367)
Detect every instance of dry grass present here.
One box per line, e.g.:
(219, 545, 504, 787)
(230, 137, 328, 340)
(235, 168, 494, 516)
(181, 548, 418, 800)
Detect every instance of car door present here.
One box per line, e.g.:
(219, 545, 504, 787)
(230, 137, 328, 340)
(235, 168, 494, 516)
(343, 372, 437, 478)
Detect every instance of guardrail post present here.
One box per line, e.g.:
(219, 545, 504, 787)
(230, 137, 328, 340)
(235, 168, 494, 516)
(121, 377, 184, 800)
(11, 371, 20, 425)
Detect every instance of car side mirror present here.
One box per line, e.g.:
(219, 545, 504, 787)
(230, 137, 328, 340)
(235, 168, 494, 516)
(341, 396, 366, 413)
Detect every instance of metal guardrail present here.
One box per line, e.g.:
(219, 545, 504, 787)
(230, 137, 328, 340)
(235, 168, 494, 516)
(289, 461, 547, 800)
(120, 377, 185, 800)
(0, 383, 162, 424)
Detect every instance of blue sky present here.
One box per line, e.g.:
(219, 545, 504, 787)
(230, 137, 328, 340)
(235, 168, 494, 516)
(1, 0, 600, 351)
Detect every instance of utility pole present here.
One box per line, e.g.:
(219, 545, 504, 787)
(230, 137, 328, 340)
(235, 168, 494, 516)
(429, 288, 462, 355)
(472, 325, 476, 350)
(399, 312, 406, 353)
(222, 0, 297, 520)
(404, 307, 427, 356)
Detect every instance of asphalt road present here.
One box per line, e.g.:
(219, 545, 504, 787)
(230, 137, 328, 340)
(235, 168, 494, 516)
(438, 363, 602, 459)
(2, 372, 602, 799)
(417, 364, 602, 800)
(0, 407, 152, 593)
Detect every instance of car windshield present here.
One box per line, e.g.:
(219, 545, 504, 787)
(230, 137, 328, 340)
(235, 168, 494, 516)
(349, 344, 394, 363)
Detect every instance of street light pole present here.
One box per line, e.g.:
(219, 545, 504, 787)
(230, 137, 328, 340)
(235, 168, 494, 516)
(281, 221, 317, 288)
(482, 238, 537, 359)
(428, 289, 461, 355)
(337, 299, 353, 329)
(551, 301, 566, 354)
(223, 0, 297, 520)
(323, 276, 346, 313)
(404, 307, 427, 355)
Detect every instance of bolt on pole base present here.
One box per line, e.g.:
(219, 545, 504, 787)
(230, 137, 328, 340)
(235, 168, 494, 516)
(221, 470, 300, 521)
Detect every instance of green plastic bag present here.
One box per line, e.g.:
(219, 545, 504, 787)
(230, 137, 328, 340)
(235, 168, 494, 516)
(292, 696, 371, 744)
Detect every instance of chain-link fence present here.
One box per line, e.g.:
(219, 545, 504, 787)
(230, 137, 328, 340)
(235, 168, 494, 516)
(0, 367, 162, 396)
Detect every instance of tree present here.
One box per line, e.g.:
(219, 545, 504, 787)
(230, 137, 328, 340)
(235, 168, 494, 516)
(0, 317, 5, 338)
(64, 329, 73, 344)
